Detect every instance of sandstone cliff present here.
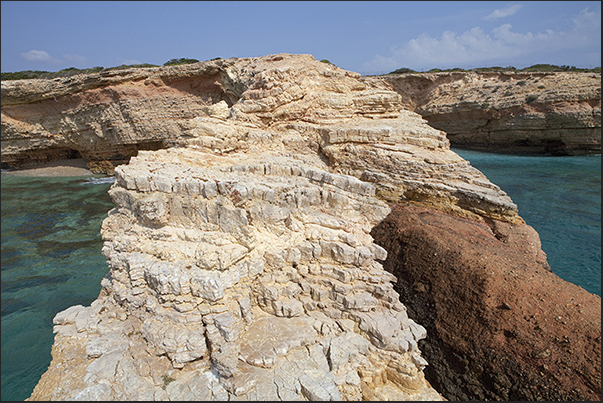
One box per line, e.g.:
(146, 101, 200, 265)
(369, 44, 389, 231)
(4, 61, 599, 172)
(363, 71, 601, 155)
(13, 54, 599, 401)
(1, 62, 230, 172)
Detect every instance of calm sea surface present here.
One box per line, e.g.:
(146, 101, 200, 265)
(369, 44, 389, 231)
(452, 148, 601, 297)
(1, 151, 601, 400)
(1, 174, 115, 402)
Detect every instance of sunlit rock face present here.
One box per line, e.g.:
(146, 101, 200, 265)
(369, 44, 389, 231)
(371, 204, 601, 401)
(59, 147, 437, 400)
(2, 54, 518, 223)
(24, 54, 529, 401)
(363, 70, 601, 155)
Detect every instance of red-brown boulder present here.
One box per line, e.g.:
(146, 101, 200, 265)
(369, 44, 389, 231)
(372, 203, 601, 401)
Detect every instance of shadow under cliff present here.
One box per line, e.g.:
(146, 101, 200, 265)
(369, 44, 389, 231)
(371, 203, 601, 401)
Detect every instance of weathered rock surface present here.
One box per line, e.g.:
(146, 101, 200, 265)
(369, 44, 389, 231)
(372, 204, 601, 401)
(2, 61, 600, 173)
(27, 149, 443, 401)
(26, 54, 472, 401)
(364, 71, 601, 155)
(20, 54, 599, 401)
(1, 62, 228, 172)
(2, 54, 521, 223)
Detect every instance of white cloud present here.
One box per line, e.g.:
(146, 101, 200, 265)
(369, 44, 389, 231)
(116, 58, 142, 66)
(363, 7, 601, 72)
(63, 54, 88, 67)
(20, 49, 61, 63)
(572, 6, 600, 28)
(570, 7, 602, 46)
(483, 4, 521, 20)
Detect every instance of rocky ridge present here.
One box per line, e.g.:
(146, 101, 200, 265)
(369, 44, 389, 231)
(363, 70, 601, 155)
(19, 54, 600, 401)
(29, 149, 440, 400)
(2, 62, 600, 175)
(24, 53, 487, 401)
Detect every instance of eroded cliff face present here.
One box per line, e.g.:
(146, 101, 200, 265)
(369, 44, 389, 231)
(19, 54, 600, 401)
(25, 53, 485, 401)
(364, 71, 601, 155)
(1, 61, 243, 172)
(2, 64, 600, 175)
(29, 149, 442, 401)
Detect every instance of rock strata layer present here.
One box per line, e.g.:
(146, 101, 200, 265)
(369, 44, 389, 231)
(21, 54, 599, 401)
(364, 71, 601, 155)
(28, 149, 441, 400)
(25, 54, 482, 401)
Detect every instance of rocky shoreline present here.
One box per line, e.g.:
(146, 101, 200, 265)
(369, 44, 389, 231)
(2, 58, 600, 174)
(2, 54, 599, 401)
(1, 158, 92, 176)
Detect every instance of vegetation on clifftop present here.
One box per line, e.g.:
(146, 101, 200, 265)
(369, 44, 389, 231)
(2, 60, 600, 81)
(163, 58, 200, 66)
(0, 57, 204, 80)
(387, 63, 601, 75)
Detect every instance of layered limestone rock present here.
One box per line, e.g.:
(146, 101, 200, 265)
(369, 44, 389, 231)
(25, 54, 542, 401)
(28, 148, 441, 400)
(26, 54, 477, 401)
(16, 54, 601, 402)
(364, 71, 601, 155)
(1, 61, 240, 172)
(2, 54, 519, 222)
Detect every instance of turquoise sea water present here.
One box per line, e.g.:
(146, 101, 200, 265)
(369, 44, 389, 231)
(1, 174, 115, 402)
(1, 151, 601, 401)
(452, 148, 601, 297)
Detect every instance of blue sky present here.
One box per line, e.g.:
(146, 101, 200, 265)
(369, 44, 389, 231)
(1, 1, 601, 75)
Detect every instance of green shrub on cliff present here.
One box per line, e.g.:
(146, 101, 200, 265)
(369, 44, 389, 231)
(388, 67, 416, 74)
(1, 66, 107, 80)
(105, 63, 159, 70)
(0, 64, 160, 80)
(382, 64, 600, 76)
(163, 58, 200, 66)
(473, 66, 516, 72)
(519, 64, 600, 72)
(54, 66, 106, 76)
(1, 70, 50, 80)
